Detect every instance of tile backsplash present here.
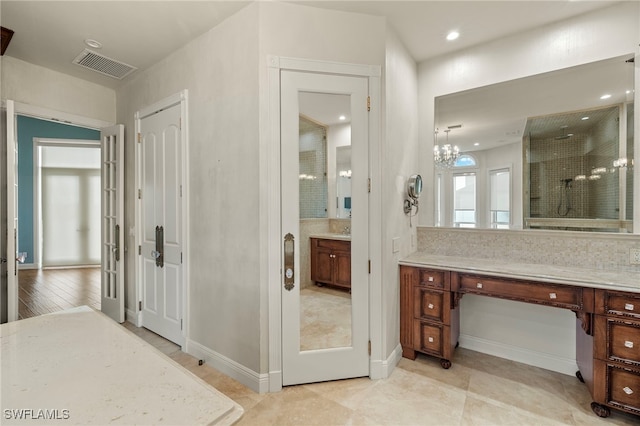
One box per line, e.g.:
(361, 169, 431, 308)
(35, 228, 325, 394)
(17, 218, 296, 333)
(417, 227, 640, 273)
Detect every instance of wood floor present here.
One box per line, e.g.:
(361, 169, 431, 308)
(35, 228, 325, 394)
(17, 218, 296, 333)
(18, 267, 100, 320)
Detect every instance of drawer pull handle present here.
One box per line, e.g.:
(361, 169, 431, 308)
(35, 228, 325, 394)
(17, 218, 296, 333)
(476, 283, 483, 289)
(428, 303, 434, 310)
(624, 340, 634, 349)
(428, 337, 434, 343)
(625, 303, 634, 311)
(428, 276, 434, 282)
(623, 386, 634, 395)
(549, 293, 557, 299)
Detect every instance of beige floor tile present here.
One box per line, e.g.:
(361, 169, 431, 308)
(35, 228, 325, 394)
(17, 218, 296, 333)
(122, 322, 640, 426)
(467, 369, 580, 424)
(461, 394, 569, 426)
(235, 387, 355, 426)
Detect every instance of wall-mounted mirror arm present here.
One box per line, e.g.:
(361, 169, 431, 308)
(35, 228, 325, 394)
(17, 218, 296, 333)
(404, 174, 422, 226)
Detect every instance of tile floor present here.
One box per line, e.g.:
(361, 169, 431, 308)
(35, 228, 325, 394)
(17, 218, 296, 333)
(123, 323, 639, 426)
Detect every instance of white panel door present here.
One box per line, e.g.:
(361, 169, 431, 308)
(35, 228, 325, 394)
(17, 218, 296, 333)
(281, 71, 369, 385)
(101, 125, 125, 323)
(5, 100, 18, 322)
(139, 104, 183, 346)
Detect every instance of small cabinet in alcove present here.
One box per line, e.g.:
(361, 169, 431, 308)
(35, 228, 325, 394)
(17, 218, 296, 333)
(310, 237, 351, 290)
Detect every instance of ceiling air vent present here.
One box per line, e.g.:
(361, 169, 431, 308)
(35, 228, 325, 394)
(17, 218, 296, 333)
(73, 49, 137, 80)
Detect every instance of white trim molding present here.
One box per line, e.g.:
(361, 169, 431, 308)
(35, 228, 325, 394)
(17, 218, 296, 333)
(187, 339, 270, 393)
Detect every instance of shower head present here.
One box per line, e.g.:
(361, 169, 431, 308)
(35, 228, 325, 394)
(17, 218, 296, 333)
(561, 178, 573, 188)
(555, 126, 573, 140)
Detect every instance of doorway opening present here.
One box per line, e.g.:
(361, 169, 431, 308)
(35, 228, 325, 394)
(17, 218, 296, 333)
(15, 118, 102, 319)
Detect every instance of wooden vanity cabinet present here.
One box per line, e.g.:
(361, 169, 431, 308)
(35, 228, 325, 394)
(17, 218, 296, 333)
(589, 290, 640, 417)
(310, 238, 351, 290)
(400, 266, 459, 368)
(400, 264, 639, 420)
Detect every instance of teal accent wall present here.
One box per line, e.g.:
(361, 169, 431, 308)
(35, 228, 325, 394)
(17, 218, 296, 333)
(17, 116, 100, 264)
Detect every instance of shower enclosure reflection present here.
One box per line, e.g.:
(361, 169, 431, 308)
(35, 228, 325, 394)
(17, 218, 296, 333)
(298, 92, 353, 351)
(524, 103, 633, 232)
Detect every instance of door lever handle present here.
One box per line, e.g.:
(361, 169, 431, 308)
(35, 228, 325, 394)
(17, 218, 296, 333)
(155, 226, 164, 268)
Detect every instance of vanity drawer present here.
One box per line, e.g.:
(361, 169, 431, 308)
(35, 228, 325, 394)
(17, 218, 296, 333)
(597, 290, 640, 319)
(458, 274, 583, 310)
(312, 238, 350, 252)
(605, 364, 640, 412)
(418, 268, 447, 290)
(595, 316, 640, 366)
(413, 321, 445, 357)
(413, 287, 449, 323)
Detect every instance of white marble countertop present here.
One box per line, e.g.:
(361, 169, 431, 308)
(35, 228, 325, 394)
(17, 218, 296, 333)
(309, 233, 351, 241)
(400, 253, 639, 293)
(1, 306, 243, 425)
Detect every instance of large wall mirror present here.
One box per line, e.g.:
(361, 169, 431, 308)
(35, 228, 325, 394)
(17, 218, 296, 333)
(434, 54, 636, 233)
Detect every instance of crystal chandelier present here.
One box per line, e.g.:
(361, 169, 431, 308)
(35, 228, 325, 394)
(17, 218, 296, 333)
(433, 129, 460, 168)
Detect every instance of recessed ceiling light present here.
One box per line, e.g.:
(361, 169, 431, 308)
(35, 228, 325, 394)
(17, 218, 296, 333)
(339, 115, 346, 121)
(581, 116, 590, 120)
(626, 90, 632, 94)
(446, 31, 459, 41)
(600, 94, 612, 100)
(85, 39, 102, 49)
(473, 142, 480, 146)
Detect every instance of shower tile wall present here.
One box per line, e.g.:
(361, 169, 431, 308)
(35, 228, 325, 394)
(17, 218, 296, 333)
(299, 117, 328, 219)
(529, 108, 620, 220)
(529, 134, 589, 218)
(417, 227, 640, 273)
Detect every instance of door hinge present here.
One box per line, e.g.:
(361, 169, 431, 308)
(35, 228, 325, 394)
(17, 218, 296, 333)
(138, 301, 142, 311)
(368, 260, 371, 274)
(368, 340, 371, 356)
(367, 96, 371, 112)
(180, 185, 182, 197)
(367, 178, 371, 193)
(179, 117, 181, 130)
(137, 133, 142, 143)
(138, 245, 141, 255)
(181, 252, 183, 264)
(138, 189, 142, 199)
(181, 319, 183, 330)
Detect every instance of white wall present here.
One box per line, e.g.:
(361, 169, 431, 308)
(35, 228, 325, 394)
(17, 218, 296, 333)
(383, 28, 419, 360)
(1, 56, 115, 123)
(116, 3, 261, 375)
(416, 1, 640, 375)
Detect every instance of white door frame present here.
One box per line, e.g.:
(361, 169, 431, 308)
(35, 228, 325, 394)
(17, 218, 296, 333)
(267, 57, 382, 391)
(2, 100, 112, 322)
(134, 90, 190, 346)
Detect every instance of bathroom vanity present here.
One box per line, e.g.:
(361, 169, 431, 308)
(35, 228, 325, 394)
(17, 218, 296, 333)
(310, 235, 351, 291)
(399, 255, 640, 419)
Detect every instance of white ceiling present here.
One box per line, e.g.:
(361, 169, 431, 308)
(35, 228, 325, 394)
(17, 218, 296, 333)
(0, 1, 620, 89)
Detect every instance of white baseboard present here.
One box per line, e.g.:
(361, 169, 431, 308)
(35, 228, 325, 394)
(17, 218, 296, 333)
(187, 339, 269, 393)
(459, 334, 578, 376)
(125, 308, 139, 326)
(370, 343, 402, 379)
(18, 263, 38, 270)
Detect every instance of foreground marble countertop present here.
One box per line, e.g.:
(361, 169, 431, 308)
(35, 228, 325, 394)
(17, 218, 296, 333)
(1, 306, 243, 425)
(400, 253, 639, 293)
(309, 233, 351, 241)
